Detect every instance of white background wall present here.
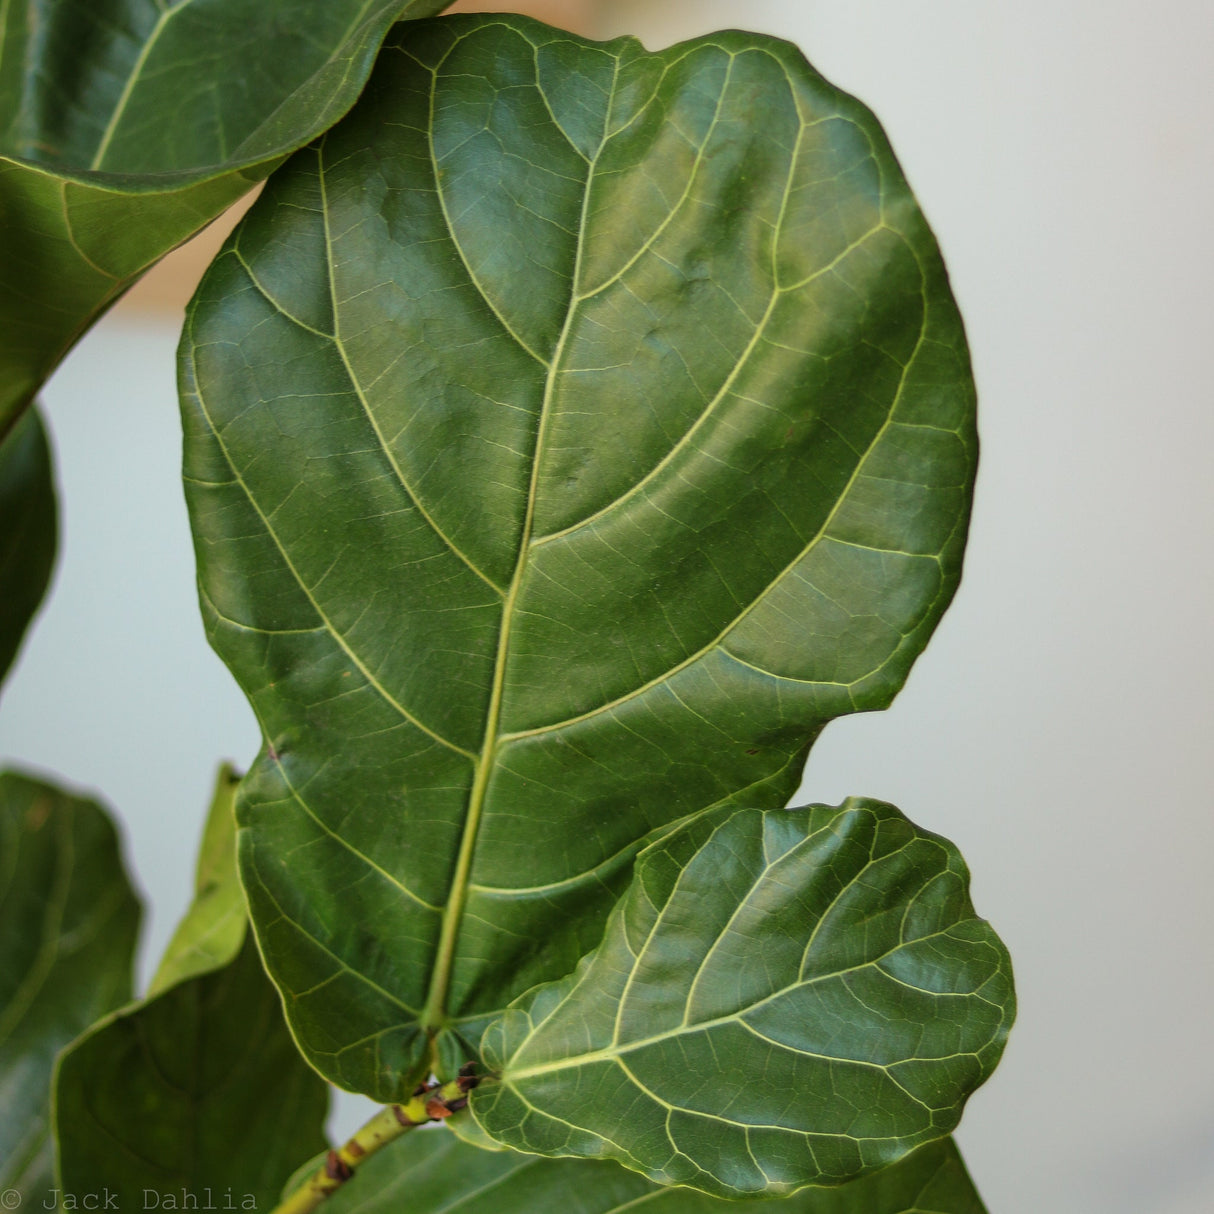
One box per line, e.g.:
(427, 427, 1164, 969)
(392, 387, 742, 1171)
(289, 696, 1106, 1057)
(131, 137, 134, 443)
(1, 3, 1211, 1210)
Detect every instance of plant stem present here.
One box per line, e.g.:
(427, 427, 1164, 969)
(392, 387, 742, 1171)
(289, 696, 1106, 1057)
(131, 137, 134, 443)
(273, 1068, 480, 1214)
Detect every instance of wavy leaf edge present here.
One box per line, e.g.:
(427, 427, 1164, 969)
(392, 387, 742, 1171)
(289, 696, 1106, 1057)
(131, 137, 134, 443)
(471, 797, 1014, 1198)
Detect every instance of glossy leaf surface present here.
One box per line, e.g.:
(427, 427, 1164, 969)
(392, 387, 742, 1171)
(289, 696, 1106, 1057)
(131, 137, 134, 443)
(0, 408, 56, 689)
(310, 1124, 987, 1214)
(54, 768, 328, 1203)
(181, 14, 977, 1099)
(0, 772, 139, 1199)
(474, 800, 1012, 1195)
(0, 0, 454, 435)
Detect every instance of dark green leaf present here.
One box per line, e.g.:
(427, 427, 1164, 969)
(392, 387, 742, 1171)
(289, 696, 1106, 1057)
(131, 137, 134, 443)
(54, 767, 328, 1204)
(0, 0, 455, 436)
(473, 800, 1012, 1195)
(310, 1124, 987, 1214)
(0, 407, 56, 690)
(180, 14, 977, 1100)
(0, 771, 140, 1199)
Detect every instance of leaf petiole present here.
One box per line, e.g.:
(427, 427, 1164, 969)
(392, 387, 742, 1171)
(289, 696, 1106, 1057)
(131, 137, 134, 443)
(274, 1066, 481, 1214)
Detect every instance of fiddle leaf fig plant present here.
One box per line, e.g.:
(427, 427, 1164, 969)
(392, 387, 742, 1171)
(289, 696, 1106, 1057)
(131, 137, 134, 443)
(0, 6, 1013, 1213)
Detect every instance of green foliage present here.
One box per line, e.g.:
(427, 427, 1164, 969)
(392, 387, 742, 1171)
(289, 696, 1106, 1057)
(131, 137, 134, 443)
(0, 0, 453, 436)
(54, 767, 330, 1205)
(148, 765, 247, 995)
(313, 1126, 988, 1214)
(0, 7, 1011, 1212)
(180, 14, 978, 1109)
(0, 772, 140, 1194)
(475, 800, 1011, 1195)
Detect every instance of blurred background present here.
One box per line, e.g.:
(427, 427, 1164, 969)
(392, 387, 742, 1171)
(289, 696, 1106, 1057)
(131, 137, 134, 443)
(1, 2, 1211, 1210)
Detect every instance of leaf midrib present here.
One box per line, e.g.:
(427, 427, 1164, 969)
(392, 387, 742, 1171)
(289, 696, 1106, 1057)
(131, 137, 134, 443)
(502, 918, 981, 1084)
(497, 311, 924, 745)
(89, 2, 180, 171)
(418, 44, 623, 1036)
(86, 0, 400, 174)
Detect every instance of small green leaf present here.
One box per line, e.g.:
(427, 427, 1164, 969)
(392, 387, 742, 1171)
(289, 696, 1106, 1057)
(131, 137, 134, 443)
(473, 800, 1013, 1197)
(148, 763, 244, 995)
(0, 408, 56, 690)
(314, 1123, 988, 1214)
(181, 13, 977, 1101)
(54, 768, 328, 1204)
(0, 772, 140, 1198)
(0, 0, 455, 436)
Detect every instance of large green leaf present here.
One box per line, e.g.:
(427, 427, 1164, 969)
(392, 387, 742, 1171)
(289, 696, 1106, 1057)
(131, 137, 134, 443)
(0, 407, 56, 689)
(54, 767, 329, 1204)
(0, 771, 140, 1199)
(304, 1124, 988, 1214)
(180, 14, 977, 1100)
(473, 800, 1012, 1195)
(0, 0, 454, 437)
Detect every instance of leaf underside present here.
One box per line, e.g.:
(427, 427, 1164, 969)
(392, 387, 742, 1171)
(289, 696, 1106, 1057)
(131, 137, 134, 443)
(54, 768, 329, 1203)
(314, 1125, 988, 1214)
(0, 0, 454, 435)
(0, 408, 56, 691)
(181, 13, 977, 1101)
(0, 772, 140, 1197)
(474, 800, 1013, 1195)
